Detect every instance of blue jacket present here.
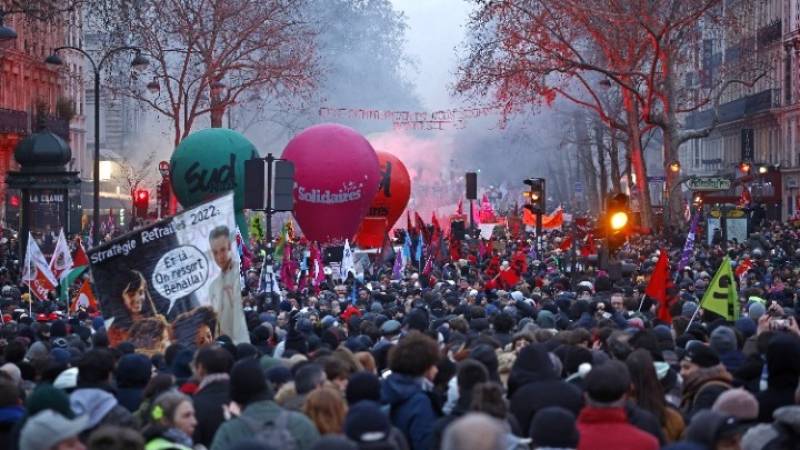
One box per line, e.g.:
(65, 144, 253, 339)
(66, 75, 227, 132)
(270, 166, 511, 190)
(382, 373, 438, 450)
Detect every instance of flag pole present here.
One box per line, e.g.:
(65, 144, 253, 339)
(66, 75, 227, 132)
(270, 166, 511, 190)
(27, 280, 32, 317)
(686, 305, 701, 330)
(637, 293, 647, 312)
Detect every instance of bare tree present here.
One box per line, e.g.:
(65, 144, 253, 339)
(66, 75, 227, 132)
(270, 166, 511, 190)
(95, 0, 317, 147)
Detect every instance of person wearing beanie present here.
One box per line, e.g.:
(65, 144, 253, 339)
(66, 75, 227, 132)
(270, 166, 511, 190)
(682, 301, 698, 318)
(741, 404, 800, 450)
(192, 345, 234, 447)
(345, 400, 402, 450)
(712, 388, 759, 426)
(679, 343, 733, 419)
(210, 359, 319, 450)
(19, 409, 88, 450)
(529, 406, 579, 450)
(114, 353, 152, 413)
(507, 344, 583, 435)
(70, 349, 135, 438)
(576, 360, 658, 450)
(535, 310, 556, 329)
(710, 326, 745, 373)
(684, 410, 744, 450)
(747, 302, 766, 322)
(345, 371, 382, 405)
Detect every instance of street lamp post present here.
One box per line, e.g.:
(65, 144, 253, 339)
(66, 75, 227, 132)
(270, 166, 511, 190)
(45, 46, 148, 246)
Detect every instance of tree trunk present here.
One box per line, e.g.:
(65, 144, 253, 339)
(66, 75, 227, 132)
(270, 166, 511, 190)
(622, 86, 653, 230)
(573, 113, 600, 214)
(609, 130, 622, 193)
(210, 105, 224, 128)
(594, 123, 608, 201)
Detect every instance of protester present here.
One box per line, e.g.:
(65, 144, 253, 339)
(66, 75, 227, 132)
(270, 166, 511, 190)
(576, 360, 659, 450)
(209, 359, 319, 450)
(4, 204, 800, 450)
(141, 391, 197, 450)
(19, 409, 88, 450)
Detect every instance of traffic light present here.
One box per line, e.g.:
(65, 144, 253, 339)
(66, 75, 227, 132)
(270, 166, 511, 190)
(605, 193, 630, 254)
(523, 178, 545, 214)
(134, 189, 149, 218)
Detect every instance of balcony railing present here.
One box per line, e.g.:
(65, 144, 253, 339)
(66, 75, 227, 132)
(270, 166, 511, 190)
(0, 108, 70, 141)
(0, 108, 28, 134)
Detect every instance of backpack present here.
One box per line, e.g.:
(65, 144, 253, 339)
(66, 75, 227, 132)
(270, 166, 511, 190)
(239, 411, 297, 450)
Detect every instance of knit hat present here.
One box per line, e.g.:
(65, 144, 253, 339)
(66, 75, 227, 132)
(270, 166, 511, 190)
(748, 302, 766, 322)
(50, 320, 68, 338)
(230, 359, 270, 405)
(710, 326, 737, 354)
(685, 410, 741, 447)
(20, 410, 88, 450)
(585, 360, 630, 403)
(683, 343, 720, 368)
(115, 353, 152, 388)
(529, 406, 579, 449)
(734, 318, 757, 339)
(50, 348, 70, 366)
(25, 383, 75, 418)
(345, 371, 381, 405)
(469, 345, 500, 382)
(712, 388, 759, 421)
(25, 341, 49, 362)
(345, 400, 390, 443)
(682, 301, 698, 318)
(536, 310, 556, 329)
(265, 365, 292, 388)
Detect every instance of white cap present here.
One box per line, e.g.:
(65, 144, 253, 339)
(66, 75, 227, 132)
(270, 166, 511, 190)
(53, 367, 79, 390)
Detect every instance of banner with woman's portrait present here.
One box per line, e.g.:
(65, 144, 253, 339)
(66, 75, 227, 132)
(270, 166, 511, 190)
(88, 192, 248, 352)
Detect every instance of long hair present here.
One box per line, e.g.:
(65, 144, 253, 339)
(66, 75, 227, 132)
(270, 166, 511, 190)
(625, 349, 666, 424)
(302, 387, 347, 435)
(142, 390, 192, 440)
(111, 270, 158, 328)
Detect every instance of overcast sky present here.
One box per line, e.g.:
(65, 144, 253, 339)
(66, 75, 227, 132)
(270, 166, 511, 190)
(390, 0, 471, 110)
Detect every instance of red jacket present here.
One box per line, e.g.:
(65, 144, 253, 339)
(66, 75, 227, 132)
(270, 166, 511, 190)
(577, 406, 659, 450)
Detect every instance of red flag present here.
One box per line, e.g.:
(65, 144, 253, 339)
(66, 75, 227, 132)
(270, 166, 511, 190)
(456, 199, 463, 216)
(580, 232, 595, 257)
(415, 212, 430, 244)
(735, 258, 752, 282)
(70, 278, 97, 313)
(738, 187, 751, 207)
(499, 267, 520, 289)
(406, 211, 414, 234)
(645, 250, 673, 323)
(431, 212, 441, 232)
(558, 236, 573, 252)
(72, 240, 90, 267)
(449, 238, 461, 261)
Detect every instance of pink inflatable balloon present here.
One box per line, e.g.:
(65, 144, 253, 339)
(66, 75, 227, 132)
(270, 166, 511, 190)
(282, 123, 381, 244)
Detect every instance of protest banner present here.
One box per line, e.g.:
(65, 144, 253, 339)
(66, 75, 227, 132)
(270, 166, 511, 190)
(88, 192, 249, 351)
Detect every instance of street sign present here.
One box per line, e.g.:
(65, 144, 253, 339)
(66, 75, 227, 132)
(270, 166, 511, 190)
(574, 181, 584, 192)
(647, 176, 666, 182)
(687, 177, 731, 191)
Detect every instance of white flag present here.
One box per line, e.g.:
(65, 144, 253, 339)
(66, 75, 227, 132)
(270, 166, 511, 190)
(23, 233, 58, 300)
(340, 239, 355, 279)
(49, 228, 73, 281)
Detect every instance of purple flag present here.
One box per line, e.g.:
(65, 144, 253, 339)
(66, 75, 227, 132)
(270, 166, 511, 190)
(392, 249, 403, 280)
(675, 211, 700, 275)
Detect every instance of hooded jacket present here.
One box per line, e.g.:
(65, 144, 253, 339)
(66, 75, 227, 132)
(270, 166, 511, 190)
(507, 344, 583, 432)
(70, 387, 135, 437)
(741, 405, 800, 449)
(757, 334, 800, 422)
(381, 373, 439, 450)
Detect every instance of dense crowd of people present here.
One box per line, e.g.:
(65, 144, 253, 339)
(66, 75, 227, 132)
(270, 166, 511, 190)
(2, 216, 800, 450)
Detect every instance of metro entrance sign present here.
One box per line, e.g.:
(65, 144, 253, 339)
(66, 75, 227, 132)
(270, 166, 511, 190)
(687, 177, 731, 191)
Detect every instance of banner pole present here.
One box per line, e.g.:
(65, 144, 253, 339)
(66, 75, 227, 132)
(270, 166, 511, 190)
(686, 304, 701, 330)
(637, 293, 647, 312)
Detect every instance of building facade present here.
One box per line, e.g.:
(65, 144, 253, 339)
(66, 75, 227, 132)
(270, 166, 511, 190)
(679, 0, 800, 220)
(0, 3, 86, 227)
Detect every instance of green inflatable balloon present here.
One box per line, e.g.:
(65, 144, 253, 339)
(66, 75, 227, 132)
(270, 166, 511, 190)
(170, 128, 258, 211)
(170, 128, 258, 239)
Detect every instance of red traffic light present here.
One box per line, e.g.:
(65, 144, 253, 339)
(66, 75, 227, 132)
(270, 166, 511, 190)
(9, 195, 20, 208)
(134, 189, 149, 207)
